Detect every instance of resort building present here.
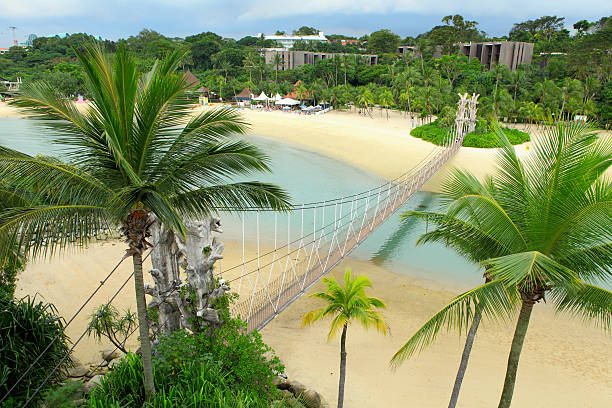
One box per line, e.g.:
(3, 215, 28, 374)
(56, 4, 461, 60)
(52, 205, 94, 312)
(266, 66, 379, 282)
(398, 46, 418, 57)
(0, 48, 8, 54)
(458, 41, 533, 70)
(397, 41, 533, 71)
(263, 49, 378, 70)
(257, 32, 328, 48)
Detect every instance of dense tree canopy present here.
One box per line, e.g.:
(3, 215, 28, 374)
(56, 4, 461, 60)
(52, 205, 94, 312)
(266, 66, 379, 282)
(1, 16, 610, 126)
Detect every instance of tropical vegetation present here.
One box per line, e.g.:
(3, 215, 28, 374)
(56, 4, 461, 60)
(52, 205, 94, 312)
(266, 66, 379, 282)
(302, 268, 387, 408)
(0, 293, 72, 407)
(411, 118, 530, 148)
(1, 15, 611, 125)
(88, 317, 287, 407)
(0, 44, 290, 400)
(391, 121, 612, 407)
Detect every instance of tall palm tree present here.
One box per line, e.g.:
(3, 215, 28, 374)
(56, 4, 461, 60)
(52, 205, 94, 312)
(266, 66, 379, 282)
(391, 122, 612, 408)
(559, 78, 583, 117)
(272, 53, 282, 83)
(303, 268, 387, 408)
(1, 44, 290, 400)
(379, 89, 394, 120)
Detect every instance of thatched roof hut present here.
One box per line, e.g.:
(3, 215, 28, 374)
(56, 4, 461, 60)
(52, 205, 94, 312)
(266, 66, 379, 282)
(233, 88, 252, 101)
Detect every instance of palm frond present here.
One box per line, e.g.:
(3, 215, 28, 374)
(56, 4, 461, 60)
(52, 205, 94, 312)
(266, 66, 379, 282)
(402, 210, 509, 262)
(390, 280, 518, 368)
(482, 251, 580, 293)
(0, 204, 108, 260)
(170, 182, 292, 215)
(550, 282, 612, 331)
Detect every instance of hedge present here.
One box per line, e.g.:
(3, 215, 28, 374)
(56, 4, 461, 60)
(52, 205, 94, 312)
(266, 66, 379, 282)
(411, 121, 530, 148)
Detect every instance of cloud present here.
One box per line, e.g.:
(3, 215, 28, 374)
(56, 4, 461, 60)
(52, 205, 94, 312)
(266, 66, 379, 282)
(237, 0, 612, 21)
(0, 0, 86, 18)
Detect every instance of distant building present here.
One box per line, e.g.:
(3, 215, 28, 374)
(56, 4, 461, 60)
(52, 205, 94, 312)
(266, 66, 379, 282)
(0, 48, 8, 54)
(458, 41, 533, 70)
(398, 46, 417, 57)
(331, 38, 362, 47)
(258, 32, 328, 48)
(263, 49, 378, 70)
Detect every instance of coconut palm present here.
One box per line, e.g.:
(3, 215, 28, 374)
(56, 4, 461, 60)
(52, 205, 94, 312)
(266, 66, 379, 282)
(272, 53, 282, 83)
(0, 44, 290, 400)
(303, 268, 387, 408)
(391, 121, 612, 408)
(378, 89, 394, 120)
(358, 88, 374, 116)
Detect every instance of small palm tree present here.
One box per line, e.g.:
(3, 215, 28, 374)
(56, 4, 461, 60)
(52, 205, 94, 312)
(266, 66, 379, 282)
(1, 44, 290, 400)
(303, 268, 387, 408)
(391, 121, 612, 408)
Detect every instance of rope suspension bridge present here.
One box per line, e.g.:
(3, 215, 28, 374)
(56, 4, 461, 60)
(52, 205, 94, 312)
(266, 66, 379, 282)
(2, 94, 478, 407)
(223, 94, 479, 331)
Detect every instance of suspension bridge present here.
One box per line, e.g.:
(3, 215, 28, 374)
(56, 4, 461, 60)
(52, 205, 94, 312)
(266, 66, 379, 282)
(1, 94, 478, 408)
(225, 94, 479, 332)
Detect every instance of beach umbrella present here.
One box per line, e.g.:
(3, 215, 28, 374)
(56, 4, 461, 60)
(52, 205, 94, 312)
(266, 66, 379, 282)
(253, 92, 269, 101)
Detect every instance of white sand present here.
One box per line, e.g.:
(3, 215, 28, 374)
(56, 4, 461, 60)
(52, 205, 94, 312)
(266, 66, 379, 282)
(9, 104, 612, 406)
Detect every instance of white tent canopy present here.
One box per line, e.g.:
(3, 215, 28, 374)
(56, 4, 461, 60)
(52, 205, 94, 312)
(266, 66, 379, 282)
(274, 93, 282, 101)
(275, 97, 299, 106)
(253, 92, 269, 101)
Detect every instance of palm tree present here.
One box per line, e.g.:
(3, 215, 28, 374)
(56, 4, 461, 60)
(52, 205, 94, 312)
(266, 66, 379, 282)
(1, 44, 291, 400)
(358, 88, 373, 116)
(559, 78, 583, 117)
(303, 268, 387, 408)
(272, 53, 282, 83)
(378, 89, 394, 120)
(391, 122, 612, 408)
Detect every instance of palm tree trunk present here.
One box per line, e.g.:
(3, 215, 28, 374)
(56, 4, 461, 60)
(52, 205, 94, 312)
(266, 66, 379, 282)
(133, 252, 156, 400)
(498, 300, 535, 408)
(338, 324, 348, 408)
(448, 311, 482, 408)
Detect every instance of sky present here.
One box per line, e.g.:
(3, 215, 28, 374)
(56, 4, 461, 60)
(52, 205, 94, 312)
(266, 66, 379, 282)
(0, 0, 610, 47)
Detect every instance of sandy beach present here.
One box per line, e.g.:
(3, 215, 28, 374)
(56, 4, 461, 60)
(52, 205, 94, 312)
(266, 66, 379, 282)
(7, 101, 612, 407)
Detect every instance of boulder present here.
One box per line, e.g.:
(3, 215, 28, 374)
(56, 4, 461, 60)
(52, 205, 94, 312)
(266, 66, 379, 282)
(101, 349, 120, 362)
(83, 375, 104, 393)
(67, 365, 89, 378)
(301, 389, 322, 408)
(90, 360, 108, 368)
(289, 381, 306, 396)
(281, 389, 294, 399)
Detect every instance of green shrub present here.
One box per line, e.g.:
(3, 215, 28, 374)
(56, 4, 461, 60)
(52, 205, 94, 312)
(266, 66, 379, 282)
(198, 318, 284, 397)
(0, 294, 72, 406)
(0, 251, 24, 298)
(88, 353, 270, 407)
(411, 119, 530, 148)
(89, 319, 285, 407)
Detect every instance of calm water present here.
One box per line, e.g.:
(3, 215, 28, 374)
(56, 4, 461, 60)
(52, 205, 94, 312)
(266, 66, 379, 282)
(0, 117, 482, 289)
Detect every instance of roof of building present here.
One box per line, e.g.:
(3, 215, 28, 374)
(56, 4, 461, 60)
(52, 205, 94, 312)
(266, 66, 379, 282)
(260, 32, 327, 42)
(183, 70, 201, 88)
(233, 88, 252, 99)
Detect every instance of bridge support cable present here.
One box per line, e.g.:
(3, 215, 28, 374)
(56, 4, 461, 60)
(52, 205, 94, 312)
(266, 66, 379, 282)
(226, 93, 479, 332)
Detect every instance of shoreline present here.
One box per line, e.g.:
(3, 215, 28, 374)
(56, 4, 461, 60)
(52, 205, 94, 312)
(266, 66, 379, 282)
(14, 239, 612, 408)
(5, 102, 612, 406)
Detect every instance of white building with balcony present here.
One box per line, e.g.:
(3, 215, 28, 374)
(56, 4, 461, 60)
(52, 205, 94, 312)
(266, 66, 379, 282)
(257, 32, 327, 49)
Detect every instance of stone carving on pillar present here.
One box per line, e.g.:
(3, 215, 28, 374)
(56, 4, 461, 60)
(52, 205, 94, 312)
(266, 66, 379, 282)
(145, 216, 230, 336)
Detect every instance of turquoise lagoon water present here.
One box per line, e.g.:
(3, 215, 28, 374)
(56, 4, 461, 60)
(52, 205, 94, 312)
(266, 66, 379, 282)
(0, 117, 482, 289)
